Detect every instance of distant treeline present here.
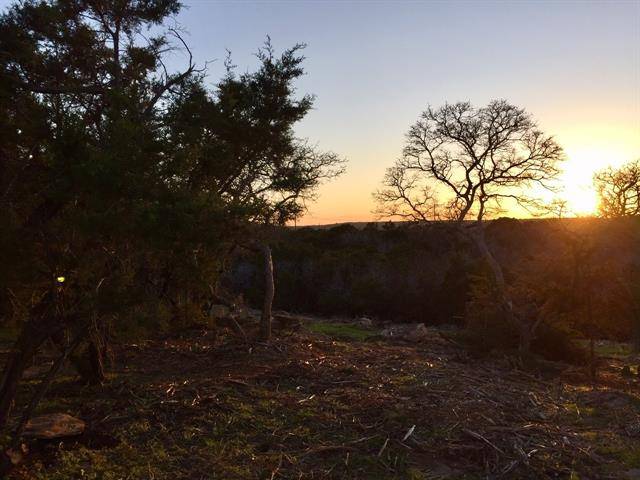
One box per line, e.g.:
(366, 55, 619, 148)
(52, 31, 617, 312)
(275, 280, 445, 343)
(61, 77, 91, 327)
(228, 217, 640, 340)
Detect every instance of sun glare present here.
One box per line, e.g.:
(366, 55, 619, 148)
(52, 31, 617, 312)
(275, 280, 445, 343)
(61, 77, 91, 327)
(557, 141, 638, 217)
(562, 183, 598, 216)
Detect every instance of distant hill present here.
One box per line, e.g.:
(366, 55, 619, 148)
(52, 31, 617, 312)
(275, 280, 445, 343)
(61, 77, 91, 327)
(292, 216, 600, 230)
(228, 217, 640, 336)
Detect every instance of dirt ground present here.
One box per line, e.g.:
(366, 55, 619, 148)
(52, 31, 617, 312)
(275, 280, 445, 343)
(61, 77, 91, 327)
(4, 322, 640, 480)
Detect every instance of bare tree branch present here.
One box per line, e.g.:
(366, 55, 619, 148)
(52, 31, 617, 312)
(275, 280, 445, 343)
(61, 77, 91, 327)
(594, 159, 640, 217)
(376, 100, 565, 224)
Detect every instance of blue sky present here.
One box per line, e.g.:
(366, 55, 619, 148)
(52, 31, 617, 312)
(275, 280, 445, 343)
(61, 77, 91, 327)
(3, 0, 639, 223)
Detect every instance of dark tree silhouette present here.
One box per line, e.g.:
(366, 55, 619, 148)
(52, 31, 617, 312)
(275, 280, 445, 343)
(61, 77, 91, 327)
(375, 100, 564, 350)
(0, 0, 192, 430)
(594, 160, 640, 218)
(0, 0, 342, 435)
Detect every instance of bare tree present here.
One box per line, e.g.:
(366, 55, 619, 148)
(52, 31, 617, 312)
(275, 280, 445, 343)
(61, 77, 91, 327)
(375, 100, 564, 351)
(594, 160, 640, 218)
(247, 143, 343, 342)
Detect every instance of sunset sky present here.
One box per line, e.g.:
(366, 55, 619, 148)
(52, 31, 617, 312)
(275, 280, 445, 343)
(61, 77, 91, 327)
(177, 0, 638, 225)
(5, 0, 638, 224)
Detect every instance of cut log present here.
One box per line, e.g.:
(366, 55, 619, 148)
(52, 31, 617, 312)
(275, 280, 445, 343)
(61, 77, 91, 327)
(22, 413, 85, 439)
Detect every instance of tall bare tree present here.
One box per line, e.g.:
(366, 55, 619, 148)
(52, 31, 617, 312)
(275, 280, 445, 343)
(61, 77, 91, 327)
(594, 160, 640, 218)
(375, 100, 564, 350)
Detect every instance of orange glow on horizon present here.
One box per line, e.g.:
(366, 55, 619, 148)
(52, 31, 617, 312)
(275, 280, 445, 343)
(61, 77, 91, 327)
(296, 125, 639, 226)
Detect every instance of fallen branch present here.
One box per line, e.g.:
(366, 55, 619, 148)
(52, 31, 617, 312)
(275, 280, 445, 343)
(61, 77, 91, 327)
(462, 428, 506, 455)
(300, 445, 355, 458)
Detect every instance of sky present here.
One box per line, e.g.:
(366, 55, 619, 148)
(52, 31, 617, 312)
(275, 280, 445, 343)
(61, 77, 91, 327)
(168, 0, 640, 225)
(4, 0, 639, 224)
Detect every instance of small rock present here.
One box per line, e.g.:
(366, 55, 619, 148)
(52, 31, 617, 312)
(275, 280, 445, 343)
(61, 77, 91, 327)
(406, 323, 429, 342)
(626, 468, 640, 479)
(356, 317, 373, 327)
(23, 413, 85, 439)
(625, 422, 640, 437)
(381, 326, 400, 338)
(381, 323, 429, 342)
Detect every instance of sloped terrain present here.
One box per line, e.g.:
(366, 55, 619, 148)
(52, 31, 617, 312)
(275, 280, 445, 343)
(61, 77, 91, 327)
(230, 218, 640, 332)
(5, 322, 640, 479)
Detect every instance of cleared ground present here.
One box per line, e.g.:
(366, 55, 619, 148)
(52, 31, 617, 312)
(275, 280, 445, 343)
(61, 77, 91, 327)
(4, 322, 640, 479)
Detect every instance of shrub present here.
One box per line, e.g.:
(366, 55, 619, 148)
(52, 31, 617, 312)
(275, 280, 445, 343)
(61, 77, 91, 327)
(531, 322, 588, 364)
(464, 267, 587, 364)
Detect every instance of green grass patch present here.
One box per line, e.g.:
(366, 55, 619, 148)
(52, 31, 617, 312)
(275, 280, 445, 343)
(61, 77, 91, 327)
(585, 341, 634, 358)
(306, 321, 376, 341)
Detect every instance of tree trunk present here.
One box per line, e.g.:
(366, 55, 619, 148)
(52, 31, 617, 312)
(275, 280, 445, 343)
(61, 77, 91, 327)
(586, 287, 597, 379)
(68, 337, 105, 386)
(51, 329, 105, 385)
(85, 341, 106, 385)
(519, 326, 533, 354)
(0, 326, 50, 431)
(260, 243, 274, 342)
(469, 225, 509, 306)
(468, 224, 530, 352)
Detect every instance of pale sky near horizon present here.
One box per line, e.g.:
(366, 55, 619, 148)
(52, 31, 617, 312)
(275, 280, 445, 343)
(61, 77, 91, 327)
(177, 0, 638, 224)
(4, 0, 639, 224)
